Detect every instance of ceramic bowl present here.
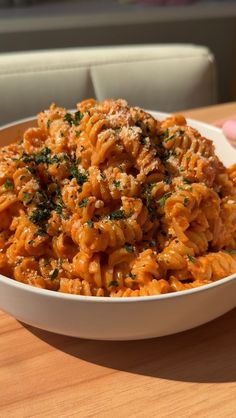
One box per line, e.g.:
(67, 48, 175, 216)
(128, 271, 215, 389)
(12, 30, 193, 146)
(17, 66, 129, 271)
(0, 112, 235, 340)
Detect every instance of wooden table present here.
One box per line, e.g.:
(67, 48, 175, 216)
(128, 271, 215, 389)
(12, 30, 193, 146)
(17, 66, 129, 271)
(0, 103, 236, 418)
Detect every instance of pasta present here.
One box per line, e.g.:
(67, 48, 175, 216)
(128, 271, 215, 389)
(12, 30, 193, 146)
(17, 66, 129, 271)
(0, 98, 236, 297)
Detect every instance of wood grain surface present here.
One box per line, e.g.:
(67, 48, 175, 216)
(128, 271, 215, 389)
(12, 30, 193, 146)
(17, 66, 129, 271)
(0, 103, 236, 418)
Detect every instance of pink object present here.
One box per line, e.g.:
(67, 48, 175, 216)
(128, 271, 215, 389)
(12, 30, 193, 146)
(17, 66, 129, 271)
(140, 0, 195, 5)
(222, 119, 236, 142)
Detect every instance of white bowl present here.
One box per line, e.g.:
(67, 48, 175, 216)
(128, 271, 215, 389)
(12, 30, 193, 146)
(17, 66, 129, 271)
(0, 112, 235, 340)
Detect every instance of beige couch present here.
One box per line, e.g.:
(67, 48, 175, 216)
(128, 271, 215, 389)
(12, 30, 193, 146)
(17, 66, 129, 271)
(0, 44, 217, 125)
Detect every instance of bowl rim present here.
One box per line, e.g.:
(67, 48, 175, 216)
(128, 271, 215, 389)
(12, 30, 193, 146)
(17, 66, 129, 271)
(0, 115, 36, 129)
(0, 272, 235, 303)
(0, 114, 236, 304)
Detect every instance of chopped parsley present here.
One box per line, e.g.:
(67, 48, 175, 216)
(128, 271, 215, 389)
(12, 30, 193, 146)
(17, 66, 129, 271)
(124, 244, 134, 253)
(109, 209, 125, 220)
(140, 137, 147, 145)
(158, 192, 172, 209)
(223, 249, 236, 255)
(22, 153, 32, 163)
(22, 147, 56, 165)
(149, 240, 156, 247)
(164, 134, 176, 143)
(108, 280, 119, 287)
(78, 197, 89, 208)
(36, 228, 48, 237)
(4, 178, 14, 190)
(55, 202, 64, 215)
(113, 180, 121, 189)
(70, 165, 88, 186)
(29, 208, 51, 224)
(74, 111, 83, 125)
(160, 129, 169, 139)
(27, 166, 36, 175)
(47, 120, 52, 129)
(183, 197, 189, 207)
(141, 183, 158, 221)
(183, 178, 192, 184)
(22, 192, 34, 205)
(49, 268, 59, 280)
(64, 112, 74, 125)
(86, 220, 94, 228)
(34, 147, 51, 165)
(64, 111, 83, 126)
(187, 255, 196, 263)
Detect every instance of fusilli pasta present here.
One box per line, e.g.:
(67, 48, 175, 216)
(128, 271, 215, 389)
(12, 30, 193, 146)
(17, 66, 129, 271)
(0, 98, 236, 297)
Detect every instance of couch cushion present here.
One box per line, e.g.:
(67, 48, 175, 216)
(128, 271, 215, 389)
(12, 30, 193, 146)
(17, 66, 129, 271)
(0, 44, 216, 125)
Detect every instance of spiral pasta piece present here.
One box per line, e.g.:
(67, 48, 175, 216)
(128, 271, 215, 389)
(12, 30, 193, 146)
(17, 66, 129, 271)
(188, 251, 236, 281)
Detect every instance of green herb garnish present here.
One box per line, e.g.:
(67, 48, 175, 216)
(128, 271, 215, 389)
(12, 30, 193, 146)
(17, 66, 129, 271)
(183, 178, 192, 184)
(108, 280, 119, 287)
(149, 240, 156, 247)
(34, 147, 51, 165)
(79, 198, 89, 208)
(160, 129, 169, 139)
(187, 255, 196, 263)
(70, 165, 88, 186)
(22, 153, 32, 163)
(109, 209, 125, 220)
(47, 120, 52, 129)
(158, 192, 172, 208)
(113, 180, 121, 189)
(49, 268, 59, 280)
(55, 203, 64, 215)
(87, 220, 94, 228)
(164, 134, 176, 143)
(4, 179, 14, 190)
(223, 249, 236, 255)
(36, 228, 48, 237)
(22, 192, 34, 205)
(64, 113, 73, 125)
(64, 111, 83, 126)
(124, 244, 134, 253)
(183, 197, 189, 207)
(74, 111, 83, 125)
(29, 208, 51, 224)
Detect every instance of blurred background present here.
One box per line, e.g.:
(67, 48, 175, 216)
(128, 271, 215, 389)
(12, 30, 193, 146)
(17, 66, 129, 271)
(0, 0, 236, 104)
